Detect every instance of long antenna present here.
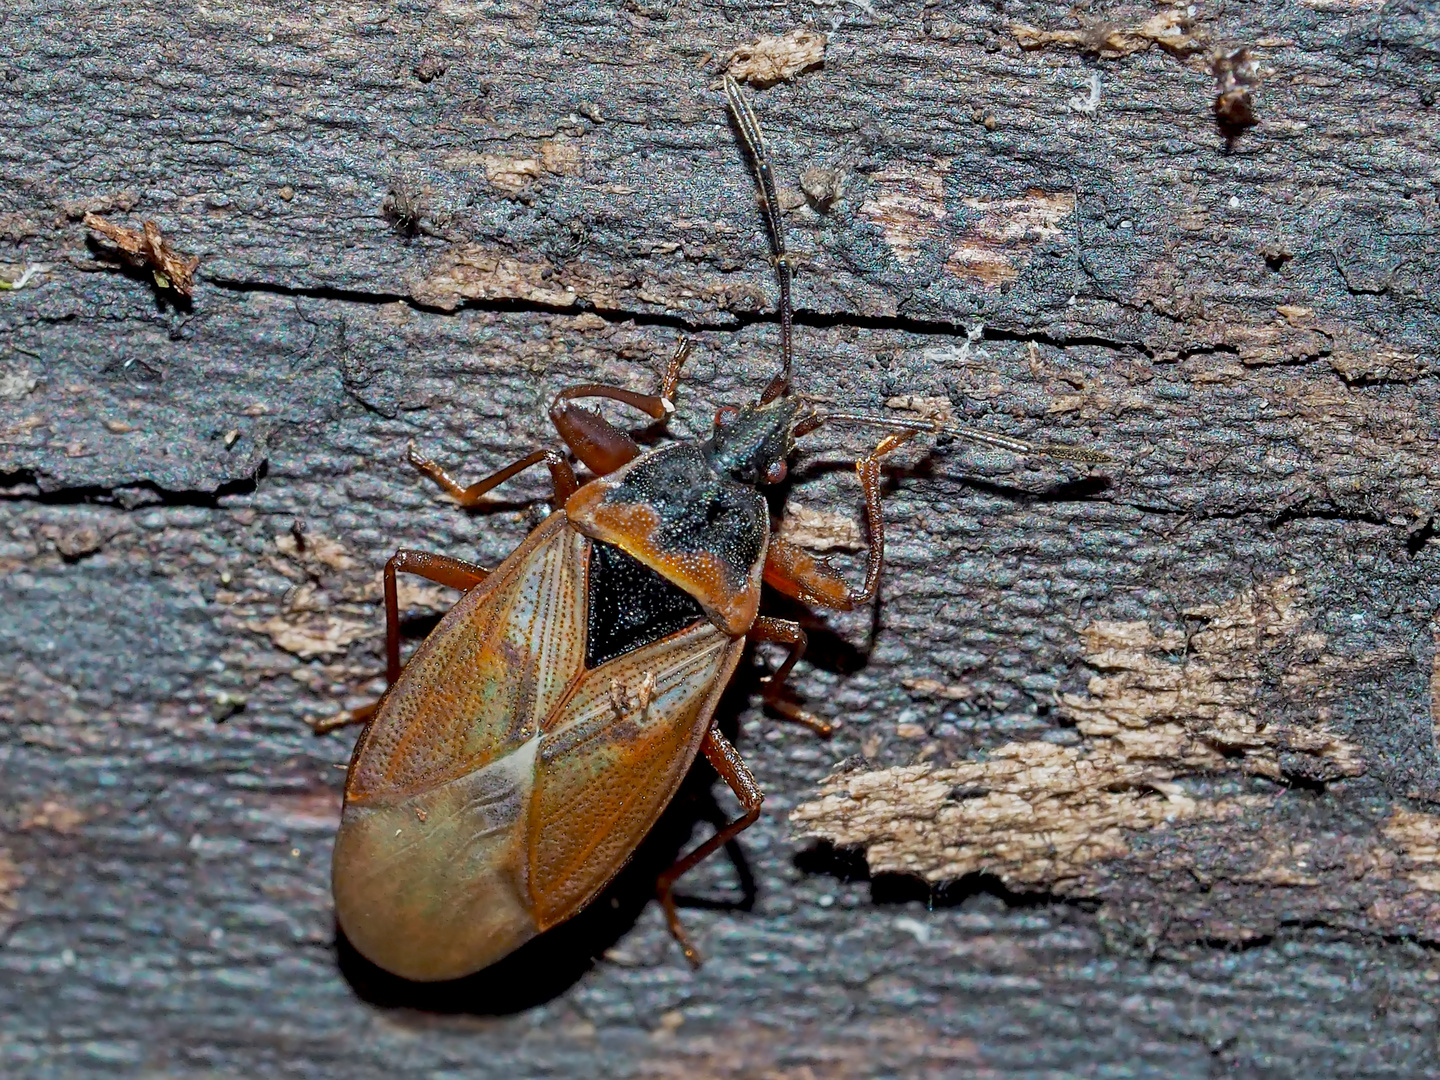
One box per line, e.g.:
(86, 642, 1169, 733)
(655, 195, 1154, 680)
(817, 410, 1113, 464)
(724, 74, 792, 404)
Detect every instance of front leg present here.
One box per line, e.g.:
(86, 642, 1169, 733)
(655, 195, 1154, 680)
(548, 337, 691, 475)
(763, 429, 919, 610)
(408, 444, 579, 509)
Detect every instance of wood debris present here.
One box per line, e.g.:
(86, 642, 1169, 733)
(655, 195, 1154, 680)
(800, 165, 846, 212)
(1212, 47, 1261, 129)
(727, 29, 827, 88)
(83, 213, 199, 296)
(0, 848, 21, 939)
(382, 181, 427, 236)
(1011, 11, 1203, 58)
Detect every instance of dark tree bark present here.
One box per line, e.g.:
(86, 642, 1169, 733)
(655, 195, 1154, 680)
(3, 0, 1440, 1076)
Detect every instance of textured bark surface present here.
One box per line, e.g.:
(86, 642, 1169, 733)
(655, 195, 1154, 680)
(3, 0, 1440, 1076)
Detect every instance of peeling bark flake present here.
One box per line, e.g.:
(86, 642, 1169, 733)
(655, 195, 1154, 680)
(1011, 11, 1204, 58)
(793, 575, 1366, 892)
(1383, 809, 1440, 893)
(726, 29, 827, 88)
(947, 191, 1076, 287)
(857, 161, 949, 265)
(0, 849, 21, 939)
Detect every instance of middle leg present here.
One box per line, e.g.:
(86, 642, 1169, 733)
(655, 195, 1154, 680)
(749, 615, 830, 736)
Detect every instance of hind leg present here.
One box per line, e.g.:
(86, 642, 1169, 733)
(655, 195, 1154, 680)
(656, 726, 763, 967)
(313, 549, 491, 734)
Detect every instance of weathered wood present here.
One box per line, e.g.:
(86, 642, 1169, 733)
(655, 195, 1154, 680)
(3, 0, 1440, 1075)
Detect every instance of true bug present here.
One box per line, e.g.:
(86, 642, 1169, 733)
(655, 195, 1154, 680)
(321, 76, 1107, 982)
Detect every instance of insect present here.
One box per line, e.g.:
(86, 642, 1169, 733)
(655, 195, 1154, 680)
(321, 76, 1108, 982)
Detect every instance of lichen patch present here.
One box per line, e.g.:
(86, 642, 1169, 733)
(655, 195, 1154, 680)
(858, 161, 950, 264)
(946, 191, 1076, 286)
(726, 29, 827, 88)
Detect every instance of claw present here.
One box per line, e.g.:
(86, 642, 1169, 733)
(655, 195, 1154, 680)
(312, 713, 349, 736)
(657, 881, 705, 969)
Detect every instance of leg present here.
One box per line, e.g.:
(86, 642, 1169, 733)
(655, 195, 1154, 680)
(313, 549, 490, 734)
(749, 615, 830, 736)
(549, 337, 691, 475)
(763, 430, 919, 610)
(408, 444, 579, 509)
(656, 726, 764, 967)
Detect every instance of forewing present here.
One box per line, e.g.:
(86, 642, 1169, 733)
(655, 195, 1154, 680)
(347, 516, 589, 802)
(527, 622, 743, 927)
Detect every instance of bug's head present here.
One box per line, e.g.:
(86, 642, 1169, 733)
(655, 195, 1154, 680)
(703, 393, 806, 486)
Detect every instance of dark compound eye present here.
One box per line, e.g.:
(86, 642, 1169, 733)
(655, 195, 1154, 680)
(715, 405, 740, 428)
(764, 460, 788, 484)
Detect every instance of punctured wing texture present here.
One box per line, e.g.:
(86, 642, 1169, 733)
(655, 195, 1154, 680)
(529, 621, 741, 927)
(333, 511, 743, 980)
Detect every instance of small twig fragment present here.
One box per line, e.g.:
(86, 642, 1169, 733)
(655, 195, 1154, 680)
(1012, 12, 1202, 59)
(83, 214, 199, 296)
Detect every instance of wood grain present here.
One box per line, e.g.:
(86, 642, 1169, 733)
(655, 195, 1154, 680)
(3, 0, 1439, 1076)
